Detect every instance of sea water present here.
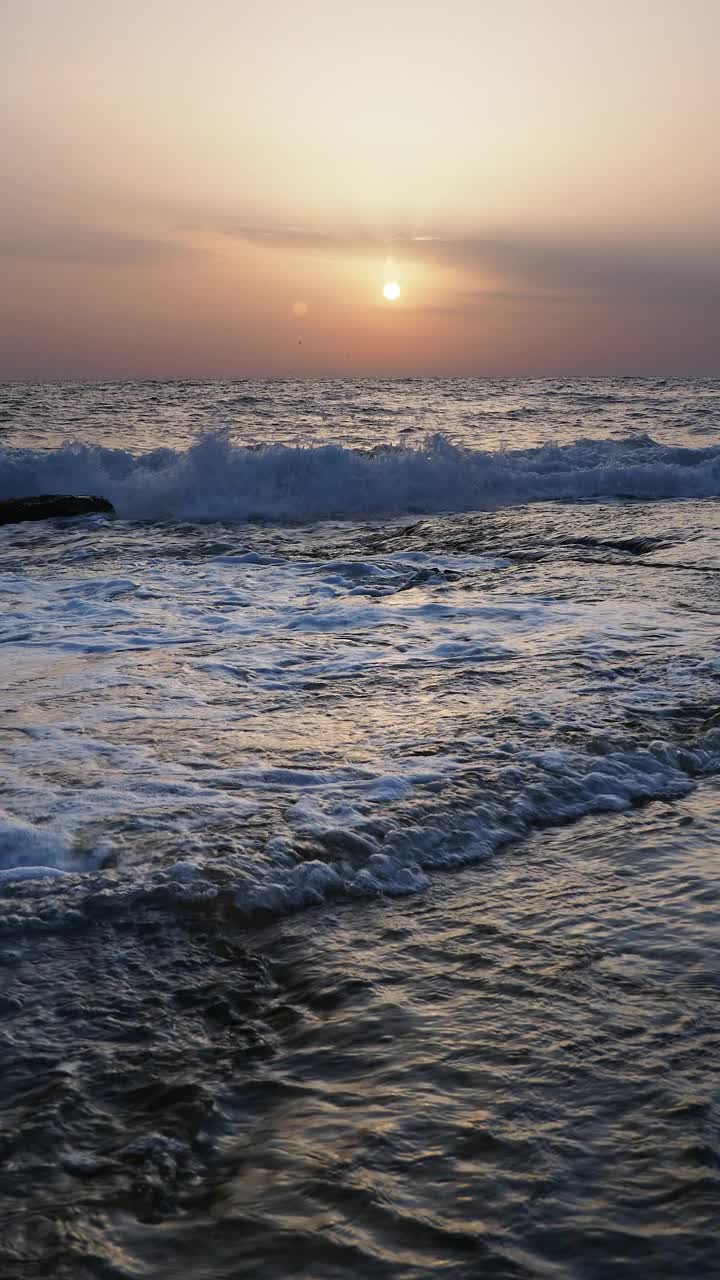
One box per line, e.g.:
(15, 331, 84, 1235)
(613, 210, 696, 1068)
(1, 378, 719, 1278)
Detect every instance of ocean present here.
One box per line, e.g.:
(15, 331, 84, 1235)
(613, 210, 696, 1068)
(1, 377, 719, 1278)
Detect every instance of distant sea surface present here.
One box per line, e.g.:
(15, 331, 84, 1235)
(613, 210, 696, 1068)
(1, 378, 720, 1279)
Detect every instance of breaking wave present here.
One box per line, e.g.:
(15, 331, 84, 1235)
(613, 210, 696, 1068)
(2, 430, 720, 523)
(3, 730, 720, 924)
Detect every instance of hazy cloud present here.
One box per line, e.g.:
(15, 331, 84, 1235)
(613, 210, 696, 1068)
(212, 219, 720, 314)
(0, 225, 202, 266)
(415, 235, 720, 313)
(206, 220, 355, 256)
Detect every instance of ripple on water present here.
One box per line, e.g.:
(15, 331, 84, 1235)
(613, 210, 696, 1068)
(2, 792, 719, 1278)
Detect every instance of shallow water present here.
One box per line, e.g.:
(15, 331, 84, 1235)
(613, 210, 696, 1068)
(1, 378, 719, 1277)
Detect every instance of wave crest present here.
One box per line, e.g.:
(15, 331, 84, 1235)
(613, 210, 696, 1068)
(2, 430, 720, 523)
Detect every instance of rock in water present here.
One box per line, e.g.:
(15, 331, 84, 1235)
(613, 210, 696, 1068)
(0, 495, 115, 525)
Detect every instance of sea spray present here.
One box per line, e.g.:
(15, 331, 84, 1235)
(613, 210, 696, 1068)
(3, 429, 720, 522)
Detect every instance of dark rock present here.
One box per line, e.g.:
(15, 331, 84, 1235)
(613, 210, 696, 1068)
(0, 494, 115, 525)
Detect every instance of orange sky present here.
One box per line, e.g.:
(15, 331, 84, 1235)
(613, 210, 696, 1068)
(2, 0, 719, 377)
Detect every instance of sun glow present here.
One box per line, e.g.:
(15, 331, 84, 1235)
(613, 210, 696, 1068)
(383, 281, 401, 301)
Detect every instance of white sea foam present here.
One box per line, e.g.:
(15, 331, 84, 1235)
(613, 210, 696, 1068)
(0, 810, 69, 877)
(0, 865, 67, 883)
(3, 727, 718, 917)
(3, 430, 720, 523)
(145, 731, 720, 919)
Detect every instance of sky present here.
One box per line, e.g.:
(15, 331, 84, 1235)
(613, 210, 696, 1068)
(1, 0, 719, 378)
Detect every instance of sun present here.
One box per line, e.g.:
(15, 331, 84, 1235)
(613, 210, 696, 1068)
(383, 281, 401, 301)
